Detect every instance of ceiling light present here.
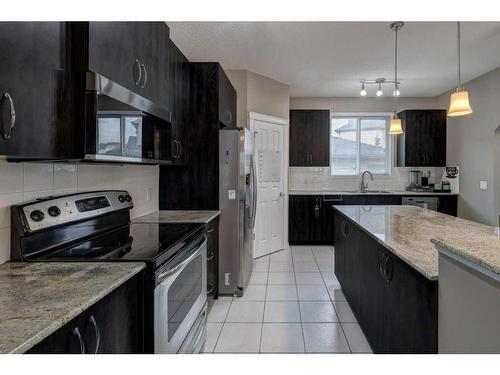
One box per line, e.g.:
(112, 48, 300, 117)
(448, 22, 473, 117)
(376, 83, 383, 96)
(393, 84, 400, 97)
(389, 22, 404, 134)
(360, 83, 367, 96)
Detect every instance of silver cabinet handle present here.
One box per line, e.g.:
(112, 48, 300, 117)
(173, 140, 178, 159)
(207, 228, 214, 233)
(140, 63, 148, 88)
(178, 141, 182, 158)
(2, 93, 16, 140)
(72, 327, 86, 354)
(88, 315, 100, 354)
(134, 59, 142, 86)
(207, 252, 215, 261)
(206, 285, 214, 295)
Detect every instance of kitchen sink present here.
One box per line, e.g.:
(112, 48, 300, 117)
(338, 190, 391, 194)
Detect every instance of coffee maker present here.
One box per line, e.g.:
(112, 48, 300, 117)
(421, 170, 431, 188)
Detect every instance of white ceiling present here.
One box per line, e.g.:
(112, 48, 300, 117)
(168, 22, 500, 97)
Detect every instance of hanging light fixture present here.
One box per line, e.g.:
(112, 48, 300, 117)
(389, 22, 404, 135)
(376, 83, 383, 96)
(360, 82, 367, 96)
(448, 22, 473, 117)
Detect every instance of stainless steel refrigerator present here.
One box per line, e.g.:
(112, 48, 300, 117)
(218, 128, 256, 296)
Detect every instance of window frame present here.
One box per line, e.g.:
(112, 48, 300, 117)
(330, 112, 394, 178)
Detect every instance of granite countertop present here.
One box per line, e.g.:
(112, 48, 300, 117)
(333, 205, 498, 280)
(0, 262, 145, 354)
(290, 189, 458, 196)
(133, 210, 221, 224)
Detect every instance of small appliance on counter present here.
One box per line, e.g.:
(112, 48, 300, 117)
(421, 170, 431, 188)
(10, 190, 207, 354)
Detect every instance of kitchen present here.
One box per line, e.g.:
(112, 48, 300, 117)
(1, 2, 500, 367)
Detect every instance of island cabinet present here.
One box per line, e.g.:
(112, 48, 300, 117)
(289, 109, 330, 166)
(27, 274, 144, 354)
(334, 211, 438, 353)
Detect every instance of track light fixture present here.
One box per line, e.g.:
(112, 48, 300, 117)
(359, 78, 399, 97)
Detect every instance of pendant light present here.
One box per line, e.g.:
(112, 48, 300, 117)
(448, 22, 473, 117)
(360, 83, 367, 96)
(389, 22, 404, 135)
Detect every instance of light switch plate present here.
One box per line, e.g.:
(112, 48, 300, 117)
(480, 180, 488, 190)
(228, 189, 236, 200)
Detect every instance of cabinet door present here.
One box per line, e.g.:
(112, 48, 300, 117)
(308, 110, 330, 166)
(333, 212, 345, 286)
(319, 198, 335, 244)
(218, 67, 237, 128)
(437, 195, 457, 216)
(289, 195, 316, 244)
(342, 219, 361, 318)
(83, 276, 142, 354)
(27, 315, 86, 354)
(382, 252, 438, 353)
(0, 22, 75, 159)
(289, 110, 310, 166)
(358, 236, 385, 353)
(170, 41, 191, 163)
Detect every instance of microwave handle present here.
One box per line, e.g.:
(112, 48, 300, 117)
(157, 237, 207, 283)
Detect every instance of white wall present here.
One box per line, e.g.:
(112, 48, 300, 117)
(0, 162, 159, 263)
(227, 70, 290, 127)
(289, 96, 446, 193)
(437, 66, 500, 226)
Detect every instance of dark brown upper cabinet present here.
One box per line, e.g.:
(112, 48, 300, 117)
(396, 109, 447, 167)
(71, 22, 170, 107)
(289, 109, 330, 166)
(0, 22, 78, 160)
(168, 40, 190, 164)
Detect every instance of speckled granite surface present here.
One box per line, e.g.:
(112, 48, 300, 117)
(334, 205, 499, 280)
(0, 262, 145, 354)
(133, 210, 221, 224)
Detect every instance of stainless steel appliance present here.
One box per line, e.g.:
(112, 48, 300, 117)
(84, 72, 173, 164)
(10, 190, 207, 353)
(407, 170, 422, 191)
(421, 170, 431, 188)
(218, 128, 255, 296)
(402, 196, 438, 211)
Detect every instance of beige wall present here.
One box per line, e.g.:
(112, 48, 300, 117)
(437, 66, 500, 226)
(227, 70, 290, 127)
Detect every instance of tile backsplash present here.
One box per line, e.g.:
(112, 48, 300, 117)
(0, 162, 159, 263)
(289, 167, 445, 192)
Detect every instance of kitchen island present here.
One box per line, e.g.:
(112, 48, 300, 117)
(333, 204, 500, 353)
(0, 262, 145, 354)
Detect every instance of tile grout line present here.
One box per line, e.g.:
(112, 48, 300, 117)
(213, 295, 234, 353)
(258, 254, 271, 353)
(292, 246, 307, 354)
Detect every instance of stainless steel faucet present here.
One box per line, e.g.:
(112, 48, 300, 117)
(360, 171, 374, 192)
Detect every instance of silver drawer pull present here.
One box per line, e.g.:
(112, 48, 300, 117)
(88, 315, 100, 354)
(207, 228, 215, 233)
(134, 59, 142, 86)
(72, 327, 85, 354)
(140, 63, 148, 88)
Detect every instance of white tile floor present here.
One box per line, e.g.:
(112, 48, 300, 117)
(203, 246, 373, 354)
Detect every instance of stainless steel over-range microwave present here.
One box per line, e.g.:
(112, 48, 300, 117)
(83, 72, 173, 164)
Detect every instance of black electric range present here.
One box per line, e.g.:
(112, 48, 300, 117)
(10, 191, 204, 269)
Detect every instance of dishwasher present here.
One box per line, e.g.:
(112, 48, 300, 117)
(402, 196, 439, 211)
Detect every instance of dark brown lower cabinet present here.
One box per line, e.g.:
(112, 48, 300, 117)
(334, 211, 438, 353)
(206, 217, 219, 299)
(27, 274, 143, 354)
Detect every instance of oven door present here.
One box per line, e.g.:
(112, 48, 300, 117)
(154, 235, 207, 353)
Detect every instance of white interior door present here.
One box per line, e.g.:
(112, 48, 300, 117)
(251, 118, 286, 258)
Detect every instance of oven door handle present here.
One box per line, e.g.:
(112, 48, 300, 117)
(157, 238, 207, 283)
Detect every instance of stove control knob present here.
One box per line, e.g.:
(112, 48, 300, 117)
(48, 206, 61, 217)
(30, 210, 45, 222)
(124, 195, 132, 202)
(118, 195, 126, 203)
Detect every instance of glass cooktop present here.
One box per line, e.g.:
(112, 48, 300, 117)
(38, 222, 204, 263)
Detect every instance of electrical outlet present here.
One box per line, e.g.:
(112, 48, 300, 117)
(480, 180, 488, 190)
(224, 273, 230, 286)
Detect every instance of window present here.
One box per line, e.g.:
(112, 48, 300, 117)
(330, 115, 391, 176)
